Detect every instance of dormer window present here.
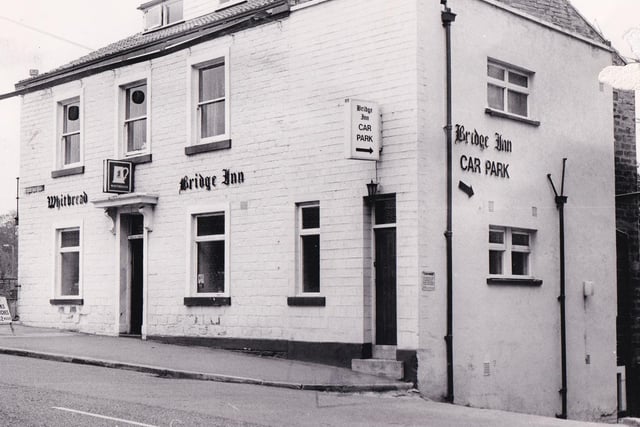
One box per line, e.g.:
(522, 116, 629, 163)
(140, 0, 183, 31)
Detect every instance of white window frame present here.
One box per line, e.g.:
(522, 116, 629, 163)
(53, 89, 84, 170)
(143, 0, 183, 31)
(185, 204, 230, 297)
(216, 0, 247, 10)
(487, 59, 531, 118)
(296, 202, 321, 294)
(488, 226, 533, 278)
(52, 221, 83, 300)
(115, 72, 152, 158)
(186, 49, 231, 147)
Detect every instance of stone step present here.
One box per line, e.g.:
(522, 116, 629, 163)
(372, 345, 396, 360)
(351, 358, 404, 380)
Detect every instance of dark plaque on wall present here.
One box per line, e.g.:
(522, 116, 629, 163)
(103, 159, 133, 194)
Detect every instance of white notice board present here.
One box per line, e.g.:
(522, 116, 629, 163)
(345, 99, 381, 161)
(0, 296, 11, 324)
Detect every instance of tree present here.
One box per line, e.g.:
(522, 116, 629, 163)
(0, 211, 17, 279)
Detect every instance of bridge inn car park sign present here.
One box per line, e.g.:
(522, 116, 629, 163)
(455, 123, 512, 179)
(345, 99, 381, 161)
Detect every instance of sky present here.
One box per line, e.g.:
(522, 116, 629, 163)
(0, 1, 638, 214)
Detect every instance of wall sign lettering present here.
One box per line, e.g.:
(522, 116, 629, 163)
(47, 192, 88, 209)
(180, 169, 245, 193)
(455, 123, 512, 179)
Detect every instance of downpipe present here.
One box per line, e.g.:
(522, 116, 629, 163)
(548, 159, 568, 419)
(441, 0, 456, 404)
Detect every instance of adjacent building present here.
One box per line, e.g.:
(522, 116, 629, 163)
(10, 0, 620, 421)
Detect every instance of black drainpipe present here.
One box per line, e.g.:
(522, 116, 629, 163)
(441, 0, 456, 404)
(547, 159, 568, 419)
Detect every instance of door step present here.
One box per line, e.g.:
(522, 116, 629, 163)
(372, 345, 397, 360)
(351, 345, 403, 380)
(351, 358, 404, 380)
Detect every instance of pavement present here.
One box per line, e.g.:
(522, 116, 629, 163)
(0, 323, 412, 393)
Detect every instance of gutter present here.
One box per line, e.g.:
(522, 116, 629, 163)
(0, 1, 290, 100)
(441, 0, 456, 404)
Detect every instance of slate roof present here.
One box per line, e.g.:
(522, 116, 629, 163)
(493, 0, 607, 45)
(15, 0, 284, 90)
(14, 0, 609, 91)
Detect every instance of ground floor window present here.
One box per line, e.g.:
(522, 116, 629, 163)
(489, 226, 533, 277)
(57, 227, 81, 297)
(297, 202, 320, 293)
(188, 206, 229, 296)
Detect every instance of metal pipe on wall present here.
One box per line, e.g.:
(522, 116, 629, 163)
(548, 158, 568, 419)
(441, 0, 456, 404)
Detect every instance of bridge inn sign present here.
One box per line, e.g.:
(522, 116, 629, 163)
(9, 0, 621, 422)
(456, 123, 511, 179)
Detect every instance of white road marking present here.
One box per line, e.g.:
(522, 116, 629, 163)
(52, 407, 158, 427)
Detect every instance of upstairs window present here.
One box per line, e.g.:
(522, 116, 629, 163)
(198, 61, 226, 140)
(186, 50, 230, 152)
(124, 82, 148, 154)
(62, 101, 81, 165)
(487, 60, 530, 117)
(142, 0, 183, 30)
(55, 93, 83, 171)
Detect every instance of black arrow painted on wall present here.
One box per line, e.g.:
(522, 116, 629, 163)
(458, 181, 474, 198)
(356, 147, 374, 154)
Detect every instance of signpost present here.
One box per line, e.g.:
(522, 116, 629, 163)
(345, 99, 381, 161)
(0, 296, 14, 334)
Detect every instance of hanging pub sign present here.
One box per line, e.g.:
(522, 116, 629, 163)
(345, 98, 381, 161)
(103, 159, 134, 194)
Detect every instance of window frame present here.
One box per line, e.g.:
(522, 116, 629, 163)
(143, 0, 183, 31)
(488, 226, 534, 279)
(115, 73, 151, 159)
(52, 222, 83, 301)
(186, 49, 231, 148)
(186, 204, 230, 298)
(216, 0, 247, 10)
(486, 59, 531, 118)
(296, 202, 321, 294)
(53, 89, 84, 171)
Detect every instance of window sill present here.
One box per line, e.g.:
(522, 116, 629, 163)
(185, 139, 231, 156)
(50, 298, 84, 305)
(124, 153, 152, 165)
(51, 166, 84, 178)
(485, 108, 540, 127)
(184, 297, 231, 306)
(487, 277, 543, 286)
(287, 296, 326, 307)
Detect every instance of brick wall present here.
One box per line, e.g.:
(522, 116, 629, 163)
(613, 52, 640, 416)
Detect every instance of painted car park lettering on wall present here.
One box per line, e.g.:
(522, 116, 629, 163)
(456, 123, 513, 179)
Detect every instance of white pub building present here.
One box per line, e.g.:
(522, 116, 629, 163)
(9, 0, 619, 421)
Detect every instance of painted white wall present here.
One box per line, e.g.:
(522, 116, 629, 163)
(415, 0, 616, 420)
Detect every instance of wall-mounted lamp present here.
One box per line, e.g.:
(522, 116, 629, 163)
(366, 180, 379, 202)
